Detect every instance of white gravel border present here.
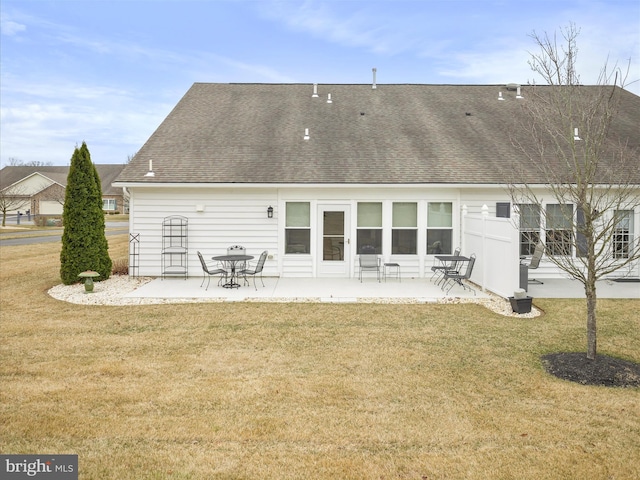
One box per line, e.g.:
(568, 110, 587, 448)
(48, 275, 541, 318)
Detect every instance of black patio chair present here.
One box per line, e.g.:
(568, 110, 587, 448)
(442, 253, 476, 295)
(430, 247, 461, 284)
(521, 242, 544, 285)
(238, 250, 268, 290)
(227, 245, 247, 272)
(197, 251, 227, 290)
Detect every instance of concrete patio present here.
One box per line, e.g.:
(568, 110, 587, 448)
(124, 275, 639, 303)
(527, 277, 639, 299)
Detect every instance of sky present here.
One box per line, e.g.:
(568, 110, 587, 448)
(1, 0, 639, 167)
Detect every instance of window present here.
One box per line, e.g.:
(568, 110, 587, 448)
(427, 202, 452, 254)
(546, 204, 573, 256)
(392, 202, 417, 254)
(613, 210, 634, 259)
(285, 202, 310, 254)
(357, 202, 382, 254)
(496, 202, 511, 218)
(103, 198, 117, 211)
(518, 204, 541, 256)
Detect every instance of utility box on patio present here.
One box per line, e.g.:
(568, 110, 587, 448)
(519, 264, 528, 291)
(509, 288, 533, 314)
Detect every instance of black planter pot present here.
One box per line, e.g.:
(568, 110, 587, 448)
(509, 296, 533, 314)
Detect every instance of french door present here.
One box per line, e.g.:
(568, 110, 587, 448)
(317, 205, 351, 277)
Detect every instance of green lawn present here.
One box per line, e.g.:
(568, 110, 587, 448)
(1, 235, 639, 479)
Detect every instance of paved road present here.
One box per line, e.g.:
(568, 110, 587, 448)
(0, 223, 128, 246)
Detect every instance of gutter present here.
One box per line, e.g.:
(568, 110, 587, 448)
(112, 182, 545, 190)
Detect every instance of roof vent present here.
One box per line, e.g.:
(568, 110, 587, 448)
(506, 83, 520, 91)
(498, 91, 504, 101)
(144, 159, 155, 177)
(303, 128, 310, 140)
(573, 127, 581, 141)
(327, 93, 332, 104)
(312, 83, 319, 98)
(372, 67, 377, 89)
(516, 86, 523, 99)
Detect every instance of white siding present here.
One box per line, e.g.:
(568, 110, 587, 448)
(129, 187, 279, 277)
(126, 184, 640, 280)
(129, 185, 469, 278)
(12, 174, 54, 196)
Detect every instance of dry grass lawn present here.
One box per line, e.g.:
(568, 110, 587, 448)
(1, 235, 639, 479)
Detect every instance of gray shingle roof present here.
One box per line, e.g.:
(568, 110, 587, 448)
(116, 83, 640, 185)
(1, 165, 126, 195)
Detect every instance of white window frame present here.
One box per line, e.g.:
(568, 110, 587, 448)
(357, 202, 383, 254)
(613, 210, 634, 259)
(103, 198, 117, 211)
(426, 202, 453, 255)
(392, 202, 418, 255)
(545, 203, 574, 256)
(284, 202, 311, 254)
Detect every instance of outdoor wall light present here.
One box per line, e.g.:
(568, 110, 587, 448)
(267, 206, 274, 218)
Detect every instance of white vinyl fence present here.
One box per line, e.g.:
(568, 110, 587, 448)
(461, 205, 521, 299)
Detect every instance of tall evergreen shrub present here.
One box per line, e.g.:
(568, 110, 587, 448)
(91, 160, 112, 274)
(60, 142, 112, 284)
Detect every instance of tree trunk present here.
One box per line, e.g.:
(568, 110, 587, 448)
(585, 272, 598, 360)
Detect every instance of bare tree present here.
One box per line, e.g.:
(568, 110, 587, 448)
(0, 185, 30, 227)
(6, 158, 53, 167)
(506, 24, 640, 360)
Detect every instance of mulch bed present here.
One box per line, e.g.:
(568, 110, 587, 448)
(541, 352, 640, 387)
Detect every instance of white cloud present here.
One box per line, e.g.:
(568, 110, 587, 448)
(0, 19, 26, 36)
(0, 74, 173, 166)
(188, 52, 297, 83)
(437, 48, 533, 85)
(255, 1, 639, 93)
(256, 0, 422, 56)
(27, 17, 295, 84)
(0, 5, 299, 166)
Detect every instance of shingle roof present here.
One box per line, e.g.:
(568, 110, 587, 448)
(0, 165, 126, 195)
(116, 83, 640, 185)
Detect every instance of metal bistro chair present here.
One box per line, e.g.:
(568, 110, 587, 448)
(239, 250, 268, 290)
(442, 253, 476, 295)
(197, 251, 227, 290)
(521, 242, 545, 285)
(227, 244, 247, 272)
(430, 247, 461, 284)
(359, 245, 381, 282)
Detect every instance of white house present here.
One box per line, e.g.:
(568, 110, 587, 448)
(114, 82, 640, 286)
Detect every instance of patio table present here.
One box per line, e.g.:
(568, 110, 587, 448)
(212, 254, 254, 289)
(434, 255, 470, 263)
(433, 255, 470, 285)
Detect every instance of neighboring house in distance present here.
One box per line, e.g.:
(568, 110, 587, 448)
(113, 82, 640, 283)
(0, 164, 127, 216)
